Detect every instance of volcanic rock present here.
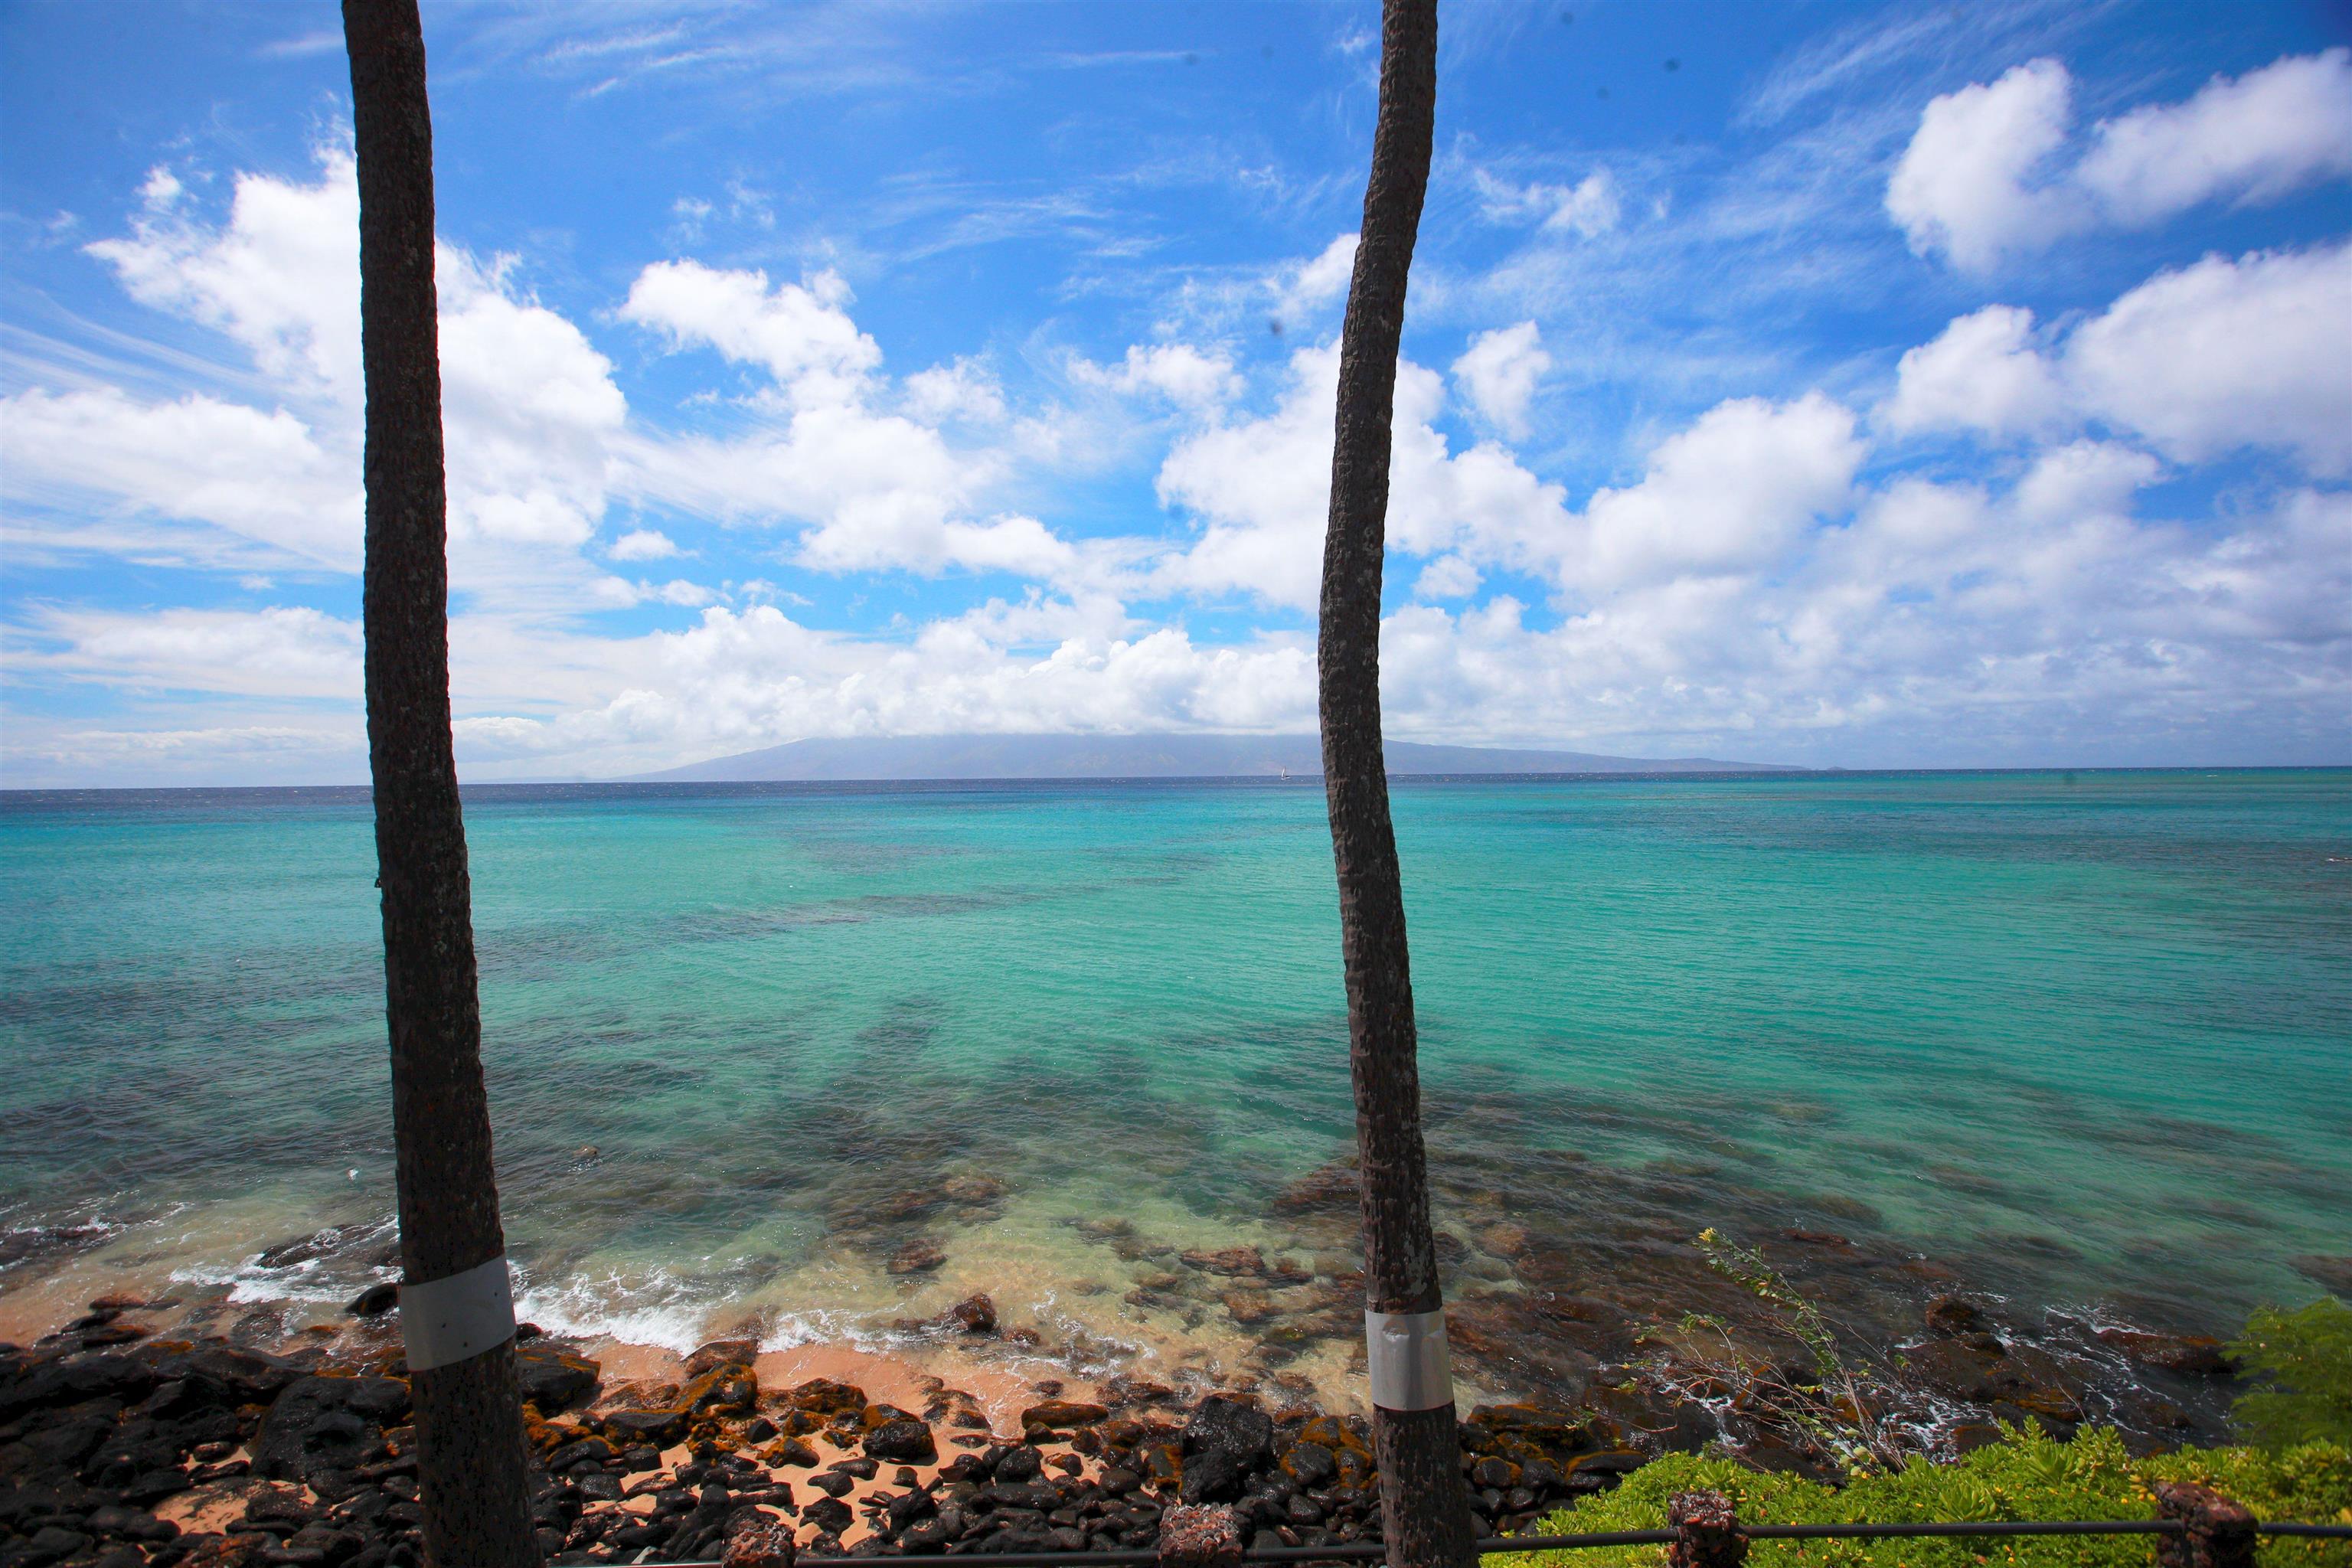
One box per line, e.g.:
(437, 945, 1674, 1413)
(1180, 1396, 1272, 1504)
(252, 1375, 408, 1482)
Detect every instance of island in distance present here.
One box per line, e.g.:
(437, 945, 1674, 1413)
(632, 732, 1804, 782)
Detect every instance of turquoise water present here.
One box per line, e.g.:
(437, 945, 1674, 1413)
(2, 771, 2346, 1374)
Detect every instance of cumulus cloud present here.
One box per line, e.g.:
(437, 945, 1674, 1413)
(1154, 343, 1573, 609)
(609, 528, 678, 561)
(1271, 234, 1357, 325)
(1882, 305, 2068, 440)
(1886, 240, 2352, 474)
(1451, 322, 1552, 437)
(2066, 240, 2352, 474)
(1072, 343, 1243, 410)
(1889, 51, 2352, 271)
(903, 358, 1009, 425)
(1566, 393, 1864, 594)
(2076, 48, 2352, 225)
(1413, 554, 1481, 601)
(11, 114, 2349, 784)
(1886, 58, 2082, 272)
(51, 149, 629, 594)
(619, 260, 879, 409)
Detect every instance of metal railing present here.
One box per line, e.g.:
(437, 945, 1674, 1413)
(665, 1515, 2352, 1566)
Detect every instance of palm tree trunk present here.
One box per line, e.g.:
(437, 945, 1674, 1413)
(343, 3, 539, 1562)
(1317, 4, 1473, 1568)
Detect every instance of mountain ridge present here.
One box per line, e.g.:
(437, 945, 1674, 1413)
(632, 733, 1802, 782)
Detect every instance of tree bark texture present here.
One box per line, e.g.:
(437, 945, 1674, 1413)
(344, 2, 539, 1562)
(1316, 4, 1475, 1568)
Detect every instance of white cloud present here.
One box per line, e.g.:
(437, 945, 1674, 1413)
(21, 605, 362, 699)
(1472, 168, 1621, 237)
(1451, 322, 1551, 438)
(2077, 48, 2352, 225)
(1072, 343, 1243, 410)
(2066, 240, 2352, 474)
(1882, 240, 2352, 474)
(1567, 393, 1864, 593)
(0, 387, 355, 567)
(2011, 440, 2162, 524)
(903, 358, 1009, 425)
(1272, 234, 1357, 325)
(1413, 554, 1481, 601)
(620, 260, 880, 409)
(62, 149, 629, 599)
(609, 528, 678, 561)
(1154, 343, 1572, 609)
(1886, 58, 2082, 272)
(1889, 52, 2352, 271)
(1881, 305, 2067, 440)
(88, 151, 365, 400)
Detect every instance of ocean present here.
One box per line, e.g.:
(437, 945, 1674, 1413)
(2, 769, 2346, 1416)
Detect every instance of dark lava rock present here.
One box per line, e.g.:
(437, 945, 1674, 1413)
(678, 1361, 759, 1416)
(1022, 1400, 1109, 1433)
(605, 1406, 691, 1446)
(865, 1419, 937, 1463)
(253, 1375, 410, 1482)
(789, 1378, 868, 1414)
(1470, 1456, 1521, 1488)
(1461, 1402, 1605, 1458)
(547, 1436, 616, 1472)
(153, 1344, 306, 1406)
(514, 1344, 603, 1412)
(1100, 1374, 1177, 1409)
(995, 1444, 1044, 1484)
(887, 1239, 946, 1276)
(804, 1496, 854, 1534)
(345, 1282, 399, 1318)
(1270, 1163, 1360, 1215)
(766, 1436, 822, 1467)
(0, 1352, 156, 1421)
(1276, 1440, 1337, 1488)
(945, 1294, 998, 1334)
(1181, 1395, 1273, 1504)
(253, 1223, 374, 1270)
(1902, 1338, 2085, 1419)
(684, 1338, 762, 1377)
(1923, 1295, 1991, 1337)
(1179, 1246, 1267, 1279)
(2095, 1327, 2238, 1377)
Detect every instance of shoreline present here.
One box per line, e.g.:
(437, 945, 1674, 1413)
(2, 1171, 2282, 1468)
(0, 1250, 2297, 1566)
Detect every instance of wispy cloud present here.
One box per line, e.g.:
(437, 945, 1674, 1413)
(256, 30, 341, 61)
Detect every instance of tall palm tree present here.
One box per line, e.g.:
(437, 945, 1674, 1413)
(343, 2, 538, 1560)
(1318, 2, 1475, 1567)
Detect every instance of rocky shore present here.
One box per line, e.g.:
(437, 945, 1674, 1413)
(0, 1236, 2269, 1568)
(0, 1291, 1671, 1567)
(9, 1132, 2331, 1566)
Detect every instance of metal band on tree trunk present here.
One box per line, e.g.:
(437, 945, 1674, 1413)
(1364, 1308, 1453, 1411)
(399, 1253, 516, 1371)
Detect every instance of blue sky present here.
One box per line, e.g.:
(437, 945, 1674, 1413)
(3, 0, 2348, 784)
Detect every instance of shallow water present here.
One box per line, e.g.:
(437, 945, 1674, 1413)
(2, 771, 2346, 1402)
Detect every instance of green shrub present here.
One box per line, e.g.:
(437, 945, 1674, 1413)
(2233, 1298, 2352, 1450)
(1492, 1424, 2352, 1566)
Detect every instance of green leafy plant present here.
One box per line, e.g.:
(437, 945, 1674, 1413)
(1489, 1423, 2352, 1566)
(1687, 1227, 1905, 1472)
(2233, 1297, 2352, 1450)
